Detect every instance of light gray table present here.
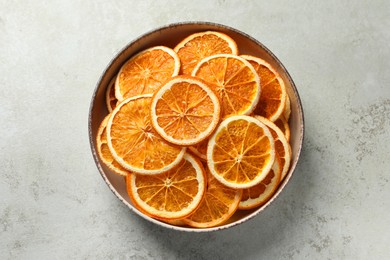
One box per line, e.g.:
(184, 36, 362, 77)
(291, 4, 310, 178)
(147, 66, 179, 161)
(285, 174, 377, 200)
(1, 1, 389, 259)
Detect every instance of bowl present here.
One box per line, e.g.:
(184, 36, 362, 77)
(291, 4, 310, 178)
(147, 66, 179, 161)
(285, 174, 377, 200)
(88, 22, 304, 232)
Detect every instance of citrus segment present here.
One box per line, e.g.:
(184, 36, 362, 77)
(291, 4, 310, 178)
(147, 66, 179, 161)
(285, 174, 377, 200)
(106, 77, 118, 112)
(207, 115, 275, 189)
(241, 55, 286, 122)
(183, 170, 242, 228)
(239, 155, 282, 210)
(174, 31, 238, 75)
(150, 76, 221, 146)
(192, 54, 260, 119)
(127, 153, 206, 220)
(115, 46, 180, 101)
(255, 116, 291, 180)
(107, 94, 186, 174)
(96, 115, 130, 176)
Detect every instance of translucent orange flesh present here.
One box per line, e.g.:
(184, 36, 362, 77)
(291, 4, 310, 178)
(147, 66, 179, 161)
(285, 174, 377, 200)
(155, 81, 216, 141)
(194, 57, 258, 118)
(212, 119, 273, 184)
(185, 175, 241, 226)
(110, 97, 182, 171)
(177, 34, 235, 75)
(132, 159, 200, 213)
(248, 60, 284, 119)
(118, 49, 176, 99)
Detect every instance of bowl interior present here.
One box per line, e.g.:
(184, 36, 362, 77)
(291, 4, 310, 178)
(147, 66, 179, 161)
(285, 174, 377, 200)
(89, 22, 304, 232)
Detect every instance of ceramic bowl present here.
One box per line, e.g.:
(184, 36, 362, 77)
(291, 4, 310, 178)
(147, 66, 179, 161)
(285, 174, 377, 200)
(88, 22, 304, 232)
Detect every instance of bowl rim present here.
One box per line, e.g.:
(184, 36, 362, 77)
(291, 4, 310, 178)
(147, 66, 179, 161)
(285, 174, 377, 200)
(88, 21, 305, 232)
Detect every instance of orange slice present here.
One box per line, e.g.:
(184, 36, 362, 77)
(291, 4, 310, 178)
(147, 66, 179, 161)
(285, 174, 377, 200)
(239, 155, 282, 210)
(192, 54, 260, 119)
(163, 219, 187, 226)
(188, 139, 209, 161)
(174, 31, 238, 75)
(284, 95, 291, 120)
(255, 116, 291, 180)
(106, 77, 118, 112)
(274, 116, 290, 142)
(115, 46, 180, 101)
(150, 76, 221, 146)
(183, 170, 242, 228)
(107, 94, 186, 174)
(241, 55, 286, 122)
(126, 153, 206, 220)
(207, 115, 275, 189)
(96, 115, 130, 176)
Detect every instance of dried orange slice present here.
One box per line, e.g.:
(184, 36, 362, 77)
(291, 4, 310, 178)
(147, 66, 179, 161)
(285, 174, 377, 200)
(239, 155, 281, 210)
(284, 95, 291, 120)
(174, 31, 238, 75)
(188, 139, 209, 161)
(106, 77, 118, 112)
(163, 219, 187, 226)
(115, 46, 180, 101)
(127, 153, 206, 220)
(241, 55, 286, 122)
(207, 115, 275, 189)
(96, 115, 130, 176)
(150, 76, 221, 146)
(192, 54, 260, 119)
(107, 94, 186, 174)
(183, 170, 242, 228)
(255, 116, 291, 180)
(274, 116, 290, 142)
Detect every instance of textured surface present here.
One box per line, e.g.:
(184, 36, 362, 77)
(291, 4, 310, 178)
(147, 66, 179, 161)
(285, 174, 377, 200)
(1, 0, 389, 259)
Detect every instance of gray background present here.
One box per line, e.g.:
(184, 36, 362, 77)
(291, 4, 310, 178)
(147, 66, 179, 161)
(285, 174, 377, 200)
(1, 0, 389, 259)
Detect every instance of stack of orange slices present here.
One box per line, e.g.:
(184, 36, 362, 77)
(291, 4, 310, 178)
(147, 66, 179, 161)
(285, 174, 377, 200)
(96, 31, 293, 228)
